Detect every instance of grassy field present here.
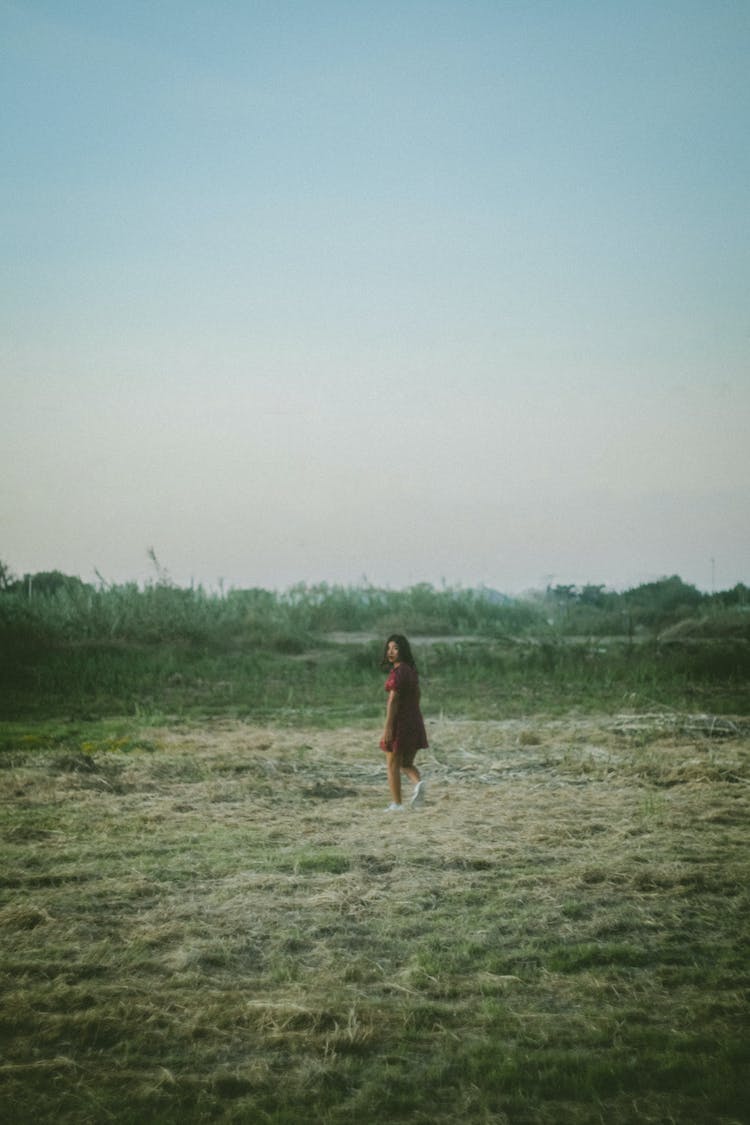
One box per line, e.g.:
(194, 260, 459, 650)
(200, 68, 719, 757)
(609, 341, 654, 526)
(1, 707, 748, 1124)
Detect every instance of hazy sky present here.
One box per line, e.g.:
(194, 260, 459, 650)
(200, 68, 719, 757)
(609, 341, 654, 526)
(2, 1, 748, 594)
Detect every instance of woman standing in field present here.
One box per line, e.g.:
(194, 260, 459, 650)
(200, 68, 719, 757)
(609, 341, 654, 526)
(380, 633, 428, 812)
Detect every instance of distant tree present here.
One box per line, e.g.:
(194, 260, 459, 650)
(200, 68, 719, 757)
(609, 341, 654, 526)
(549, 584, 577, 603)
(621, 575, 704, 622)
(547, 584, 577, 614)
(579, 584, 609, 608)
(716, 582, 750, 608)
(0, 560, 16, 591)
(20, 571, 90, 597)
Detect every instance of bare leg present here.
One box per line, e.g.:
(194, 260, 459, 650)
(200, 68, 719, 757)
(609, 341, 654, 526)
(387, 750, 403, 805)
(404, 765, 421, 785)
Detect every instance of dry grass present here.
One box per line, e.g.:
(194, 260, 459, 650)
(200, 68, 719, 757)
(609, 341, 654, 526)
(1, 713, 749, 1123)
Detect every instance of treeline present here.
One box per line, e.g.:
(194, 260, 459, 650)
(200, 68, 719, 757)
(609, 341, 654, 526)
(1, 562, 748, 648)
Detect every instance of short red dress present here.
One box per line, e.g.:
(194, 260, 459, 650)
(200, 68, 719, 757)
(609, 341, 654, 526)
(380, 662, 428, 765)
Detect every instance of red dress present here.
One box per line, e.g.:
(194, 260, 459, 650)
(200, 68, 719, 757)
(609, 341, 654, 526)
(380, 663, 428, 757)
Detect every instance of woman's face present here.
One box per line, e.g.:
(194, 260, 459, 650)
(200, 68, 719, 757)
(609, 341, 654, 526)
(386, 640, 401, 664)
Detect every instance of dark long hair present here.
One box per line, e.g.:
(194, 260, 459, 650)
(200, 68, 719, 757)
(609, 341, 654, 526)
(381, 633, 417, 670)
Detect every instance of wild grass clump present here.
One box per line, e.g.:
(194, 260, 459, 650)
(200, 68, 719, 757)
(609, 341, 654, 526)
(1, 714, 748, 1123)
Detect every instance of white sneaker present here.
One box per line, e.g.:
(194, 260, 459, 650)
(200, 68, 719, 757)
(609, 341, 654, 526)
(410, 781, 426, 808)
(385, 803, 404, 812)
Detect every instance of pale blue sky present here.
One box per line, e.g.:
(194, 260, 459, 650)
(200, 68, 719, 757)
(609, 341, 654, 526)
(2, 1, 748, 592)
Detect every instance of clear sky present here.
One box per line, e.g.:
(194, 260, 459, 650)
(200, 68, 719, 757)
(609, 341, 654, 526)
(2, 0, 748, 594)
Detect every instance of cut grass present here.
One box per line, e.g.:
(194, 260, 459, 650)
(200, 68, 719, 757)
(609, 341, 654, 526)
(1, 714, 748, 1123)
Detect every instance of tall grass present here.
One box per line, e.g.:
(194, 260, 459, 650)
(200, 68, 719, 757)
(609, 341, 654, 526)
(2, 633, 748, 723)
(0, 579, 541, 646)
(3, 572, 747, 646)
(1, 578, 748, 721)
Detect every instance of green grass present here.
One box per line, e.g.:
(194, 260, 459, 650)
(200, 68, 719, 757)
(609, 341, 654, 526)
(1, 713, 748, 1123)
(2, 574, 748, 722)
(2, 632, 748, 723)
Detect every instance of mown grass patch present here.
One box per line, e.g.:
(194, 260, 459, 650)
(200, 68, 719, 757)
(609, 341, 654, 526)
(0, 714, 748, 1123)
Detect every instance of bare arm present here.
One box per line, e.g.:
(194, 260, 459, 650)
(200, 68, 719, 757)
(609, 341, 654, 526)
(383, 690, 399, 745)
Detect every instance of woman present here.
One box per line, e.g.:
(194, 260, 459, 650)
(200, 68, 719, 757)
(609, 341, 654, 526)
(380, 633, 428, 811)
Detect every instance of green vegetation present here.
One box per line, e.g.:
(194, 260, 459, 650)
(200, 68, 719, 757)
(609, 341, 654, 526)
(1, 566, 748, 720)
(0, 562, 748, 1121)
